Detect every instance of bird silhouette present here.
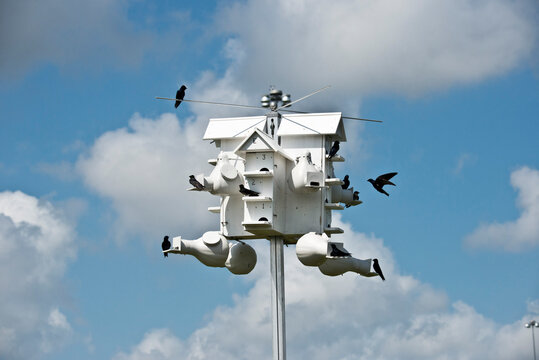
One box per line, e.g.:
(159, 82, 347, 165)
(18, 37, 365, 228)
(345, 191, 360, 208)
(328, 141, 340, 159)
(175, 85, 187, 108)
(341, 175, 350, 189)
(373, 258, 385, 280)
(329, 243, 351, 257)
(239, 184, 260, 197)
(189, 175, 205, 190)
(161, 236, 171, 258)
(367, 172, 398, 196)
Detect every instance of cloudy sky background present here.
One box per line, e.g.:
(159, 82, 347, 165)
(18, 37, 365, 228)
(1, 0, 538, 359)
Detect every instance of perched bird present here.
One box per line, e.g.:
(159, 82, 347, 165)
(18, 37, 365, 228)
(189, 175, 205, 190)
(239, 184, 260, 197)
(341, 175, 350, 189)
(367, 172, 398, 196)
(175, 85, 187, 108)
(373, 258, 385, 281)
(346, 191, 360, 208)
(161, 236, 171, 258)
(330, 243, 351, 257)
(328, 141, 340, 159)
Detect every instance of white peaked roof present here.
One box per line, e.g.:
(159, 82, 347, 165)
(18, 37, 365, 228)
(277, 112, 346, 141)
(203, 116, 266, 140)
(234, 128, 294, 161)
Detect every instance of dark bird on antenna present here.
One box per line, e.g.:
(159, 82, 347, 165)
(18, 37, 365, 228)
(239, 184, 260, 197)
(328, 141, 340, 159)
(161, 236, 171, 258)
(341, 175, 350, 189)
(367, 172, 398, 196)
(373, 258, 385, 281)
(330, 243, 351, 257)
(189, 175, 205, 190)
(175, 85, 187, 108)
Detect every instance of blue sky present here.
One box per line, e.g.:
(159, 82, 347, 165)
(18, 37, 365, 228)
(1, 1, 538, 359)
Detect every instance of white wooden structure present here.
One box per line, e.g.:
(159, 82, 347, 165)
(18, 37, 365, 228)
(166, 110, 379, 360)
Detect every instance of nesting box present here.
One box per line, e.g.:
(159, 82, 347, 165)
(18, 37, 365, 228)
(202, 112, 359, 243)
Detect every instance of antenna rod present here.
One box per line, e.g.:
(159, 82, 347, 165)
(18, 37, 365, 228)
(157, 93, 382, 122)
(155, 97, 264, 110)
(275, 85, 331, 111)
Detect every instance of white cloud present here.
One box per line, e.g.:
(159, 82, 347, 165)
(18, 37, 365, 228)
(113, 217, 531, 360)
(76, 113, 218, 241)
(465, 166, 539, 251)
(0, 0, 152, 78)
(210, 0, 537, 104)
(0, 191, 76, 359)
(113, 329, 184, 360)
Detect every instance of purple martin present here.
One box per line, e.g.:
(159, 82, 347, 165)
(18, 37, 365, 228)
(239, 184, 260, 197)
(175, 85, 187, 108)
(330, 243, 351, 257)
(161, 236, 171, 258)
(189, 175, 205, 190)
(328, 141, 340, 159)
(341, 175, 350, 189)
(367, 172, 398, 196)
(345, 191, 360, 208)
(373, 258, 385, 280)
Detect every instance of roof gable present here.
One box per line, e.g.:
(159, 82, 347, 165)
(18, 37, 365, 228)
(234, 128, 294, 161)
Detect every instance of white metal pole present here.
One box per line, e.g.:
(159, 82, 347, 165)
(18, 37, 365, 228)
(532, 325, 537, 360)
(270, 236, 286, 360)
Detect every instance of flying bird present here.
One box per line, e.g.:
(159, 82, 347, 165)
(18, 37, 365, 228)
(175, 85, 187, 108)
(330, 243, 351, 257)
(341, 175, 350, 189)
(189, 175, 205, 190)
(328, 141, 340, 159)
(239, 184, 260, 197)
(367, 172, 398, 196)
(161, 236, 171, 258)
(373, 258, 385, 281)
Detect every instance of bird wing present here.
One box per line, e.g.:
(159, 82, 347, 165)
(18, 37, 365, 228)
(377, 172, 397, 181)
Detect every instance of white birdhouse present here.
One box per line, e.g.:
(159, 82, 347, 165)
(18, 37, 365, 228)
(201, 112, 362, 243)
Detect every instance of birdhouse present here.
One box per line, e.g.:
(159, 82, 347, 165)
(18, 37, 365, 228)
(202, 112, 361, 243)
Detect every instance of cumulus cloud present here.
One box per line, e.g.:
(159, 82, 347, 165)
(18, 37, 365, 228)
(113, 217, 531, 360)
(465, 166, 539, 251)
(0, 0, 152, 78)
(76, 113, 218, 241)
(211, 0, 537, 102)
(113, 328, 185, 360)
(0, 191, 76, 359)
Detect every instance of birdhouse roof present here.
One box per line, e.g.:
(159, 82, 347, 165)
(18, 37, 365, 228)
(234, 128, 294, 161)
(277, 112, 346, 141)
(203, 116, 266, 140)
